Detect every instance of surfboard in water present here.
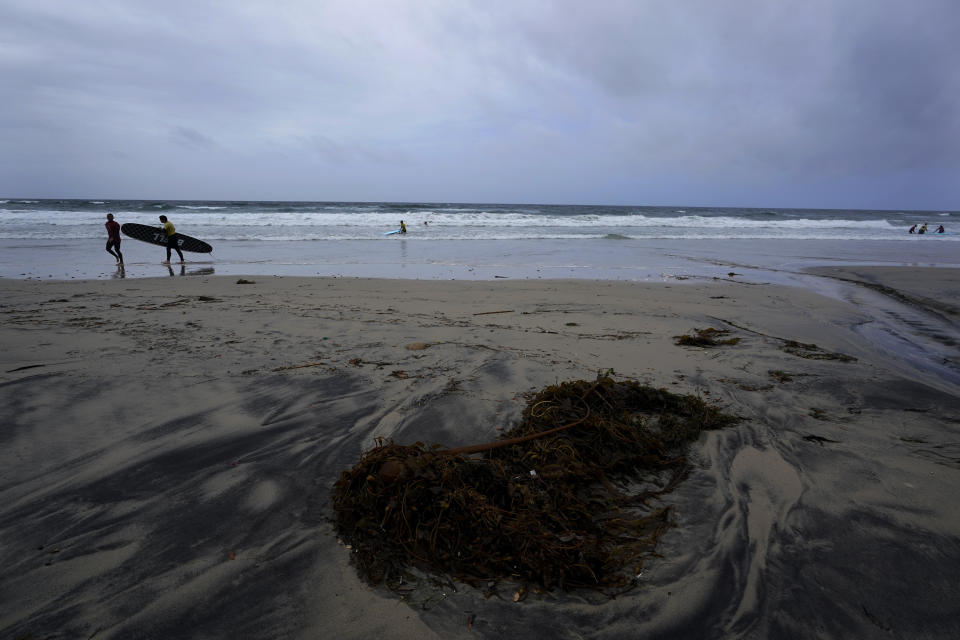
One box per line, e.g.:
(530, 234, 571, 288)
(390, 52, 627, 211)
(121, 223, 213, 253)
(383, 229, 402, 236)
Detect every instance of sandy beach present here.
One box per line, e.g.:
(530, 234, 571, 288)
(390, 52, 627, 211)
(2, 270, 959, 639)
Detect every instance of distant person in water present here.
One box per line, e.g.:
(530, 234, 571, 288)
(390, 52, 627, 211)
(908, 224, 917, 234)
(158, 215, 184, 263)
(105, 213, 123, 265)
(400, 220, 407, 234)
(937, 225, 945, 234)
(918, 223, 928, 234)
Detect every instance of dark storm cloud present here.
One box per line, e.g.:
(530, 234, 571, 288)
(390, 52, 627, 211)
(0, 0, 957, 207)
(810, 2, 960, 171)
(484, 0, 960, 178)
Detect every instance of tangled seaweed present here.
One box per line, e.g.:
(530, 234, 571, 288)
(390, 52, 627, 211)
(330, 376, 738, 593)
(673, 327, 741, 347)
(781, 340, 857, 362)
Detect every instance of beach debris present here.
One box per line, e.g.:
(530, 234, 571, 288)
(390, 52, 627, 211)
(473, 309, 514, 316)
(236, 278, 255, 284)
(6, 363, 47, 373)
(729, 380, 774, 392)
(768, 369, 793, 383)
(673, 327, 741, 347)
(706, 318, 857, 362)
(330, 375, 739, 593)
(781, 340, 856, 362)
(803, 434, 840, 446)
(406, 342, 430, 351)
(272, 361, 327, 371)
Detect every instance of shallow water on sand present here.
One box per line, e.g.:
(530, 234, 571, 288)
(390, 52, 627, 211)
(1, 237, 957, 281)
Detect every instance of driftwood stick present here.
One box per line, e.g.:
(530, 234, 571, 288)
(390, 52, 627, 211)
(444, 381, 601, 455)
(272, 361, 326, 371)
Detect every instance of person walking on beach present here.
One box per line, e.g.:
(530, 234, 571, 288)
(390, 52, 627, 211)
(158, 215, 184, 264)
(104, 213, 124, 265)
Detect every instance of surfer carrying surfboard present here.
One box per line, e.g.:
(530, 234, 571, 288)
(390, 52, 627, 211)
(104, 213, 124, 266)
(158, 215, 185, 264)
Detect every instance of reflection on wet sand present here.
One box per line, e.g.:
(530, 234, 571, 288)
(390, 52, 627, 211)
(165, 264, 215, 277)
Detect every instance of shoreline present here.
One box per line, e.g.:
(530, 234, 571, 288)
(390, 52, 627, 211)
(2, 237, 959, 282)
(2, 271, 959, 638)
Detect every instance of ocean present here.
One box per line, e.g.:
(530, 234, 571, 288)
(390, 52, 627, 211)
(1, 199, 957, 280)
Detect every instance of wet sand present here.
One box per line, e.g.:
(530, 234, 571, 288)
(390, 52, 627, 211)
(1, 271, 959, 639)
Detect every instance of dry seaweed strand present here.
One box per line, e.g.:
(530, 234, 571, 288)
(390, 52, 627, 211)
(330, 375, 738, 594)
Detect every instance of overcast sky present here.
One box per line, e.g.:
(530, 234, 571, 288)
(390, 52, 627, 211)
(2, 0, 958, 209)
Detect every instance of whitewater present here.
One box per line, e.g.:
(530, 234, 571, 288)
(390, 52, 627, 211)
(1, 199, 956, 242)
(0, 199, 956, 281)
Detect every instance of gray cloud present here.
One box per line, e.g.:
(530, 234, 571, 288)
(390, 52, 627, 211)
(0, 0, 957, 207)
(170, 126, 218, 150)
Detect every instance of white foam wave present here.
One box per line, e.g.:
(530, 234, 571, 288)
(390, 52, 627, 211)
(0, 204, 948, 243)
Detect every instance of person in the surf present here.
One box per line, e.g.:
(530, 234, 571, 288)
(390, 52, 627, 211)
(158, 215, 185, 264)
(918, 223, 928, 234)
(105, 213, 124, 266)
(400, 220, 407, 234)
(936, 225, 945, 234)
(908, 224, 917, 234)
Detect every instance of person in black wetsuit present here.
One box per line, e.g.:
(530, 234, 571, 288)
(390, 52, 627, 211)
(158, 215, 185, 263)
(105, 213, 124, 265)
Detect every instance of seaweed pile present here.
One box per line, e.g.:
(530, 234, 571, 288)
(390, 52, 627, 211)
(330, 376, 738, 593)
(674, 327, 741, 347)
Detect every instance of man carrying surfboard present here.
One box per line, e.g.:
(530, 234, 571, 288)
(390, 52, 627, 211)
(158, 215, 185, 264)
(104, 213, 124, 266)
